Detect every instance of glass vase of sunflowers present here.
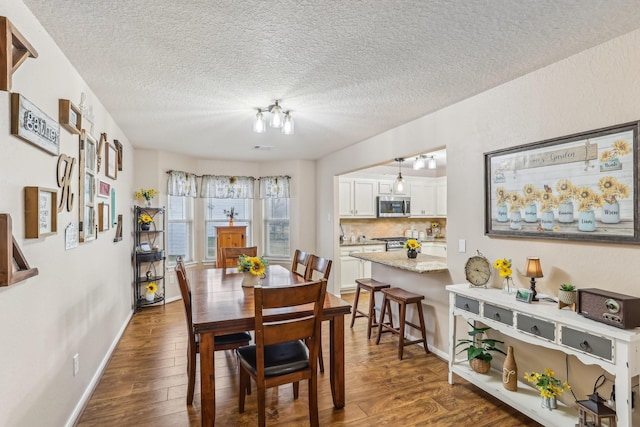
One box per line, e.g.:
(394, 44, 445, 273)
(404, 239, 421, 259)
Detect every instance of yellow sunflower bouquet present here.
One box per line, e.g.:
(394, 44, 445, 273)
(237, 255, 267, 276)
(524, 368, 570, 398)
(493, 258, 512, 278)
(146, 282, 158, 294)
(404, 239, 421, 250)
(138, 213, 153, 224)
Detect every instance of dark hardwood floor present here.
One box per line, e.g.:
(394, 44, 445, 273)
(76, 294, 540, 426)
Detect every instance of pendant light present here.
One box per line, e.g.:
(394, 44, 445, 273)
(427, 156, 437, 169)
(253, 109, 266, 133)
(269, 100, 284, 128)
(393, 158, 405, 193)
(282, 111, 294, 135)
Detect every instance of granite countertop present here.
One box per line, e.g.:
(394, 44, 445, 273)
(339, 239, 387, 247)
(349, 251, 448, 274)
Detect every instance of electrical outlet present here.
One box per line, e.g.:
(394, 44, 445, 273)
(73, 353, 79, 376)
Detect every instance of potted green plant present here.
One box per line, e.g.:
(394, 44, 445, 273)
(558, 283, 577, 307)
(455, 322, 506, 374)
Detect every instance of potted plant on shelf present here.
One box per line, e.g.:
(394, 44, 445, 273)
(558, 283, 577, 309)
(134, 188, 158, 207)
(145, 282, 157, 302)
(138, 213, 153, 231)
(455, 322, 506, 374)
(524, 368, 570, 410)
(224, 207, 236, 226)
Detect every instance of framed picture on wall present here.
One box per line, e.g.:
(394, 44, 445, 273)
(485, 121, 639, 244)
(105, 142, 117, 180)
(98, 180, 110, 198)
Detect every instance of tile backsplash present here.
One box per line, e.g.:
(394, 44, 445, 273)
(340, 217, 446, 240)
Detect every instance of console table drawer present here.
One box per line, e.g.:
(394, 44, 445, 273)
(561, 327, 613, 361)
(455, 295, 479, 314)
(517, 314, 555, 341)
(484, 304, 513, 326)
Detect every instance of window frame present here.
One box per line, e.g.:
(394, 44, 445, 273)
(166, 195, 194, 265)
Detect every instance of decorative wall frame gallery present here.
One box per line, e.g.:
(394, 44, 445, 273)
(485, 121, 639, 244)
(58, 99, 82, 134)
(10, 93, 60, 155)
(105, 142, 117, 180)
(24, 186, 57, 238)
(98, 180, 111, 198)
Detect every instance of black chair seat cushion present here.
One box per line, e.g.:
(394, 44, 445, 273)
(236, 340, 309, 377)
(195, 331, 251, 348)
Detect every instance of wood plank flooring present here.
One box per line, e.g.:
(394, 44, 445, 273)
(76, 294, 541, 426)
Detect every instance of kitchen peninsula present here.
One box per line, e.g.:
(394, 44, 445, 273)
(350, 251, 453, 358)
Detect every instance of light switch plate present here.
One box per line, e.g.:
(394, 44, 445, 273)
(458, 239, 466, 253)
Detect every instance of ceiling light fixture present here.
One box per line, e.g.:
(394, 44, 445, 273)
(253, 99, 294, 135)
(413, 155, 425, 170)
(394, 158, 405, 193)
(427, 156, 437, 169)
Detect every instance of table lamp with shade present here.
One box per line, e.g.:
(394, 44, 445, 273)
(525, 257, 543, 301)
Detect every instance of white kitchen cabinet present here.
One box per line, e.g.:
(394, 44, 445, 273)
(339, 245, 385, 293)
(409, 180, 436, 217)
(339, 179, 376, 217)
(421, 241, 446, 257)
(378, 180, 410, 196)
(436, 177, 447, 216)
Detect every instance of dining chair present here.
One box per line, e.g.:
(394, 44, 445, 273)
(175, 262, 252, 405)
(291, 249, 311, 277)
(220, 246, 257, 268)
(304, 255, 333, 373)
(236, 279, 327, 427)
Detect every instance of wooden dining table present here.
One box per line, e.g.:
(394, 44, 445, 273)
(190, 264, 352, 426)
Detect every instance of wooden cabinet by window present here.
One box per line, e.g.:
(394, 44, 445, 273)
(216, 226, 247, 267)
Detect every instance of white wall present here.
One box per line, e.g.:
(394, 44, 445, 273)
(318, 29, 640, 403)
(0, 1, 135, 426)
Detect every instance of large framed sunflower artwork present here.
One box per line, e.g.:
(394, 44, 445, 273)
(485, 121, 639, 244)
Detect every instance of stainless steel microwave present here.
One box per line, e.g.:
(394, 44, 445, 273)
(377, 196, 411, 217)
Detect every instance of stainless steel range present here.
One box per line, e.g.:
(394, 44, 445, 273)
(371, 237, 408, 251)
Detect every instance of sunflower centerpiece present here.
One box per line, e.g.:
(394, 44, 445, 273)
(404, 239, 421, 259)
(237, 254, 267, 287)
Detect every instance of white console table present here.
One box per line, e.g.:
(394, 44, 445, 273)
(447, 284, 640, 426)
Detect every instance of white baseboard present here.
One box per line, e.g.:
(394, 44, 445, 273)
(64, 309, 134, 427)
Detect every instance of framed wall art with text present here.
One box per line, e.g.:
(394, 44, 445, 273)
(485, 121, 639, 244)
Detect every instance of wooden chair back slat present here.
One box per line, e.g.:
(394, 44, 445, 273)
(305, 255, 332, 281)
(221, 246, 257, 268)
(291, 249, 311, 277)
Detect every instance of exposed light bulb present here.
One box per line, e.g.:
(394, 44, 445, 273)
(253, 110, 266, 133)
(270, 101, 283, 128)
(427, 156, 437, 169)
(394, 174, 405, 192)
(282, 112, 294, 135)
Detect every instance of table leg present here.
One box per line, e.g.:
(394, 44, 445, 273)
(329, 315, 345, 408)
(200, 332, 216, 426)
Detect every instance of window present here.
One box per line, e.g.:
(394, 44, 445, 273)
(167, 195, 193, 264)
(204, 199, 252, 261)
(263, 198, 290, 259)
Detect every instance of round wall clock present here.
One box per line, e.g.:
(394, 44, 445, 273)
(464, 250, 492, 287)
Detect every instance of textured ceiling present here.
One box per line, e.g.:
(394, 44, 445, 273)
(22, 0, 640, 161)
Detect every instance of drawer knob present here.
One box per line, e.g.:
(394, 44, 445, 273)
(579, 341, 592, 352)
(530, 325, 540, 335)
(493, 313, 501, 321)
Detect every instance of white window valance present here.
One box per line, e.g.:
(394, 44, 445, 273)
(167, 170, 198, 197)
(259, 176, 290, 199)
(200, 175, 255, 199)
